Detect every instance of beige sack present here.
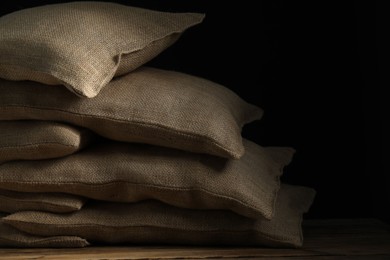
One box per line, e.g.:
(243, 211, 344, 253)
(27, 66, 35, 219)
(0, 67, 263, 158)
(0, 2, 204, 98)
(0, 121, 94, 163)
(3, 185, 315, 248)
(0, 213, 89, 248)
(0, 139, 293, 219)
(0, 189, 87, 213)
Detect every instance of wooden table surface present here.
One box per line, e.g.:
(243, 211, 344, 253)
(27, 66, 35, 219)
(1, 219, 389, 259)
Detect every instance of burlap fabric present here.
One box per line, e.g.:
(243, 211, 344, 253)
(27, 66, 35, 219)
(0, 121, 94, 163)
(0, 189, 87, 213)
(0, 2, 204, 97)
(0, 213, 88, 248)
(0, 139, 293, 219)
(0, 67, 263, 159)
(3, 185, 315, 248)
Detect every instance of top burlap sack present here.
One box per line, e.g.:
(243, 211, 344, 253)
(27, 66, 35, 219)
(0, 1, 204, 98)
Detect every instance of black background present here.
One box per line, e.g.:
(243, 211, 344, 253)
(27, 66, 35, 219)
(1, 1, 386, 222)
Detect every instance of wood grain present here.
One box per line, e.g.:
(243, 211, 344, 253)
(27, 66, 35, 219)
(0, 219, 389, 259)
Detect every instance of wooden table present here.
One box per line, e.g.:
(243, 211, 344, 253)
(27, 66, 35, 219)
(1, 219, 389, 259)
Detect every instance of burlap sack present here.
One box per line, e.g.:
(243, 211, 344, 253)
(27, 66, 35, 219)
(0, 189, 87, 213)
(0, 213, 89, 248)
(3, 185, 315, 248)
(0, 67, 263, 159)
(0, 2, 204, 98)
(0, 139, 294, 219)
(0, 121, 94, 163)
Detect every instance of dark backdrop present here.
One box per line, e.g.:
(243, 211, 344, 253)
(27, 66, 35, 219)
(1, 1, 386, 222)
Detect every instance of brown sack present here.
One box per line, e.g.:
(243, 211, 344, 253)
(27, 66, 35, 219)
(0, 139, 293, 219)
(0, 121, 94, 163)
(3, 185, 315, 248)
(0, 67, 262, 158)
(0, 2, 204, 98)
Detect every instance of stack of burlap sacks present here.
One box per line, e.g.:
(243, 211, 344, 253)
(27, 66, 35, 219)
(0, 2, 315, 248)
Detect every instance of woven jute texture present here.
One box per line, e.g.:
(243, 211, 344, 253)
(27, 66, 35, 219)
(0, 2, 204, 98)
(0, 189, 87, 213)
(0, 213, 89, 248)
(0, 67, 263, 159)
(3, 185, 315, 248)
(0, 121, 94, 164)
(0, 139, 294, 219)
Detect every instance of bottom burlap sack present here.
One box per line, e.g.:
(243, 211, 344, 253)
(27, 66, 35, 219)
(0, 213, 89, 248)
(3, 184, 315, 248)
